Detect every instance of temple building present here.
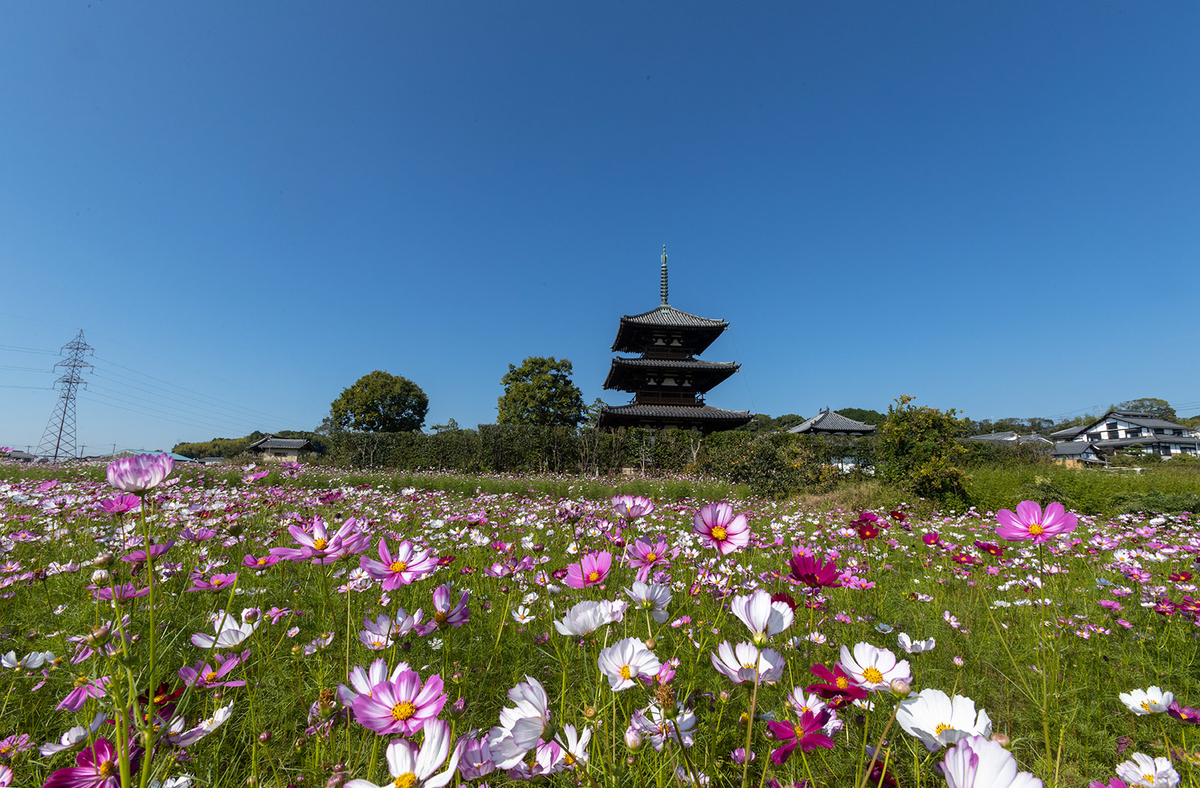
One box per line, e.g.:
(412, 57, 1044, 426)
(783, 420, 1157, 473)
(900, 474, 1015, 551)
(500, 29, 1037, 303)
(598, 248, 751, 433)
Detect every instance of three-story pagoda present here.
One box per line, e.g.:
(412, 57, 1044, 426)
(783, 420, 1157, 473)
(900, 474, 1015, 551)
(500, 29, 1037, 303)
(598, 248, 751, 433)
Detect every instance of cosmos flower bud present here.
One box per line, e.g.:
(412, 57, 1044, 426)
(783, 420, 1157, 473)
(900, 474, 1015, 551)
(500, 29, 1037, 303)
(91, 569, 110, 585)
(93, 552, 115, 568)
(583, 706, 597, 719)
(719, 690, 731, 703)
(991, 732, 1012, 748)
(242, 607, 261, 623)
(890, 679, 912, 698)
(624, 728, 644, 751)
(449, 697, 467, 719)
(258, 730, 272, 743)
(227, 522, 244, 537)
(84, 626, 111, 648)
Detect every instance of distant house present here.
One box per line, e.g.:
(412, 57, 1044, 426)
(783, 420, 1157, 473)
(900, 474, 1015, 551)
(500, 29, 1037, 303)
(1, 449, 35, 463)
(787, 409, 877, 436)
(196, 457, 226, 466)
(246, 435, 310, 462)
(1051, 410, 1200, 459)
(967, 431, 1053, 447)
(1051, 441, 1105, 468)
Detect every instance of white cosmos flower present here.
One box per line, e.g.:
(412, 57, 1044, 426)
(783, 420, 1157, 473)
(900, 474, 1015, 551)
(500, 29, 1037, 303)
(554, 724, 592, 767)
(164, 704, 233, 747)
(346, 719, 464, 788)
(1115, 753, 1180, 787)
(554, 600, 620, 637)
(730, 589, 793, 645)
(39, 712, 105, 756)
(1119, 686, 1174, 715)
(838, 642, 911, 692)
(597, 638, 661, 691)
(710, 641, 786, 684)
(488, 676, 550, 770)
(511, 606, 535, 624)
(943, 735, 1043, 788)
(896, 689, 992, 751)
(897, 632, 936, 654)
(625, 581, 672, 623)
(190, 610, 259, 649)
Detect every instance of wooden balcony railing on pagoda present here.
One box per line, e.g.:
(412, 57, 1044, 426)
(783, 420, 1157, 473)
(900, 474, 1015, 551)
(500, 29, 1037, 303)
(631, 392, 700, 406)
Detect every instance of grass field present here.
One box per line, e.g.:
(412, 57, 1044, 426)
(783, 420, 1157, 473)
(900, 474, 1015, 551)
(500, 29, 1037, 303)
(1, 458, 1198, 788)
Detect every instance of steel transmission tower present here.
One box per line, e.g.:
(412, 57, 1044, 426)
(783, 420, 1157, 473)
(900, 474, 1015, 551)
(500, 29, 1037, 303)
(36, 330, 94, 462)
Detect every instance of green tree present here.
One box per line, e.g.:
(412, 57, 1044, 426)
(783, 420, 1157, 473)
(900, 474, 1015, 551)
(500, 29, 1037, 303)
(330, 371, 428, 433)
(835, 407, 887, 426)
(876, 395, 967, 501)
(497, 357, 586, 427)
(1115, 398, 1179, 423)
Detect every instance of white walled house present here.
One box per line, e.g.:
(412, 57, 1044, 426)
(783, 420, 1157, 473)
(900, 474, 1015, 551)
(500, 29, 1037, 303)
(1050, 411, 1200, 459)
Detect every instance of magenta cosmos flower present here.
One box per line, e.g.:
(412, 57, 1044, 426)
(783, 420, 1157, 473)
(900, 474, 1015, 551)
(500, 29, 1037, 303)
(625, 538, 674, 583)
(415, 585, 470, 635)
(766, 709, 836, 765)
(996, 501, 1077, 544)
(106, 453, 174, 493)
(351, 670, 447, 736)
(41, 737, 138, 788)
(612, 495, 655, 521)
(564, 551, 612, 589)
(360, 539, 438, 590)
(788, 549, 841, 589)
(693, 502, 750, 555)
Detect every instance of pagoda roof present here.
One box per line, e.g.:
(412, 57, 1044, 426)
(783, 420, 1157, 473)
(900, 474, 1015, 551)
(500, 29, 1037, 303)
(611, 305, 728, 354)
(603, 357, 740, 392)
(598, 403, 752, 433)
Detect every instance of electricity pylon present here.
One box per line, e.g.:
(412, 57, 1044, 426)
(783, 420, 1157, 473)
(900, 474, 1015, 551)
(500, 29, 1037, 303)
(36, 330, 94, 462)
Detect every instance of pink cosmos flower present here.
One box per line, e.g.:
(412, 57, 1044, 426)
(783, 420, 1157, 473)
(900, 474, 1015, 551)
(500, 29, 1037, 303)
(624, 538, 674, 583)
(360, 539, 438, 590)
(338, 658, 412, 707)
(57, 676, 111, 712)
(106, 453, 174, 493)
(177, 649, 249, 688)
(996, 501, 1077, 544)
(351, 670, 447, 736)
(97, 494, 140, 514)
(185, 572, 238, 592)
(415, 585, 470, 635)
(243, 553, 282, 569)
(564, 551, 612, 589)
(41, 737, 136, 788)
(943, 734, 1042, 788)
(693, 502, 750, 555)
(87, 583, 150, 602)
(119, 540, 174, 563)
(788, 549, 841, 589)
(271, 516, 368, 565)
(0, 765, 11, 787)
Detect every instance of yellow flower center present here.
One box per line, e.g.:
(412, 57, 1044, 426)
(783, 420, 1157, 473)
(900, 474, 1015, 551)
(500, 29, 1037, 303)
(75, 675, 89, 686)
(1143, 776, 1155, 784)
(212, 577, 225, 586)
(312, 538, 328, 550)
(935, 723, 952, 736)
(645, 552, 657, 562)
(711, 526, 728, 541)
(799, 705, 812, 713)
(588, 571, 600, 582)
(0, 746, 9, 756)
(620, 665, 632, 680)
(391, 701, 417, 721)
(98, 761, 116, 777)
(393, 773, 417, 788)
(205, 671, 219, 682)
(564, 752, 577, 766)
(390, 560, 408, 573)
(794, 724, 805, 738)
(1028, 523, 1043, 536)
(434, 611, 448, 625)
(863, 667, 884, 684)
(1141, 701, 1152, 712)
(835, 677, 848, 689)
(256, 557, 268, 565)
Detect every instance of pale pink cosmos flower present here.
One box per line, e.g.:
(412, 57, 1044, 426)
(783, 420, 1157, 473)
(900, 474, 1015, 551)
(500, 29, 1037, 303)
(693, 502, 750, 555)
(338, 657, 412, 707)
(1115, 753, 1179, 787)
(352, 670, 447, 736)
(896, 688, 992, 751)
(564, 551, 612, 589)
(57, 676, 110, 711)
(996, 501, 1077, 544)
(106, 453, 174, 493)
(710, 641, 785, 684)
(360, 539, 438, 590)
(612, 495, 655, 521)
(624, 538, 674, 583)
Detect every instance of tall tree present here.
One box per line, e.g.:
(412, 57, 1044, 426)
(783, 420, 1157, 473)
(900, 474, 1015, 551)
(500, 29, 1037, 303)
(330, 371, 428, 432)
(1116, 398, 1178, 422)
(497, 357, 586, 427)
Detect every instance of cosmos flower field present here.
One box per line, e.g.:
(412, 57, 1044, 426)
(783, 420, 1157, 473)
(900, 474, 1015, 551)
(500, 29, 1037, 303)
(1, 458, 1199, 788)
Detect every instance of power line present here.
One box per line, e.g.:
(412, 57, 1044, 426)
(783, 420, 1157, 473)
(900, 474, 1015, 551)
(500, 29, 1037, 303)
(0, 344, 59, 355)
(85, 391, 254, 437)
(36, 330, 93, 462)
(0, 384, 55, 390)
(86, 381, 266, 436)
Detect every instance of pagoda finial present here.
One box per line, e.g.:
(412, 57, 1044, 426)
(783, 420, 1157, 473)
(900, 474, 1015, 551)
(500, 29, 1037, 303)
(660, 245, 669, 306)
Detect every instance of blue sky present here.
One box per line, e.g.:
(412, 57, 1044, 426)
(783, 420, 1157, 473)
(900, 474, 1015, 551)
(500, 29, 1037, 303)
(2, 2, 1198, 453)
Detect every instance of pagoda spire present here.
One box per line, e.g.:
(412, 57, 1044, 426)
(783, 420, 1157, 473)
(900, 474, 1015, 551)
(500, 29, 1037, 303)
(660, 245, 669, 306)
